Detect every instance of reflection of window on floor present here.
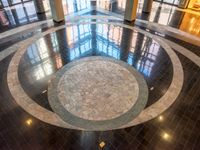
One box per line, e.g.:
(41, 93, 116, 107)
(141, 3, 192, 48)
(128, 53, 134, 65)
(70, 40, 92, 60)
(34, 61, 53, 80)
(130, 32, 138, 53)
(97, 39, 120, 59)
(26, 38, 54, 81)
(50, 32, 63, 69)
(97, 24, 122, 45)
(136, 38, 160, 77)
(97, 24, 109, 38)
(96, 24, 121, 59)
(66, 24, 91, 46)
(50, 33, 59, 52)
(109, 25, 122, 44)
(54, 54, 62, 69)
(65, 24, 92, 60)
(27, 38, 50, 64)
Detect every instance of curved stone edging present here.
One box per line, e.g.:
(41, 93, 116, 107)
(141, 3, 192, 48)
(163, 39, 200, 67)
(0, 20, 53, 40)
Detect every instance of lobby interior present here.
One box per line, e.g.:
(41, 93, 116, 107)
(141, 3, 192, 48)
(0, 0, 200, 150)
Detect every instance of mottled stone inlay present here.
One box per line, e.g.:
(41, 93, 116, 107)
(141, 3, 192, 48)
(58, 60, 139, 121)
(48, 56, 148, 130)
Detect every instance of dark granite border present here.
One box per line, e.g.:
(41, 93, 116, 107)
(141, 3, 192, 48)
(48, 56, 148, 130)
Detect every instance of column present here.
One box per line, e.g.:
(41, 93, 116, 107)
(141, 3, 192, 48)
(33, 0, 45, 13)
(142, 0, 153, 13)
(124, 0, 139, 21)
(49, 0, 64, 22)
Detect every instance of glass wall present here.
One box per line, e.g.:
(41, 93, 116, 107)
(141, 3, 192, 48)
(0, 0, 32, 8)
(155, 0, 180, 5)
(188, 0, 200, 10)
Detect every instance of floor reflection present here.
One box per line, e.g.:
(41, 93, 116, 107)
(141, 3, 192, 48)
(19, 23, 173, 110)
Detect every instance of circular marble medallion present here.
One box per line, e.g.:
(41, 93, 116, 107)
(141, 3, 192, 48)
(48, 56, 148, 130)
(57, 59, 139, 121)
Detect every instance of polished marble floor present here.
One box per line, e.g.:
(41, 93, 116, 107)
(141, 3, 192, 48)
(0, 0, 200, 150)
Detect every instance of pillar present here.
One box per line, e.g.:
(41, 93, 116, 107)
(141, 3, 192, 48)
(33, 0, 45, 13)
(49, 0, 64, 22)
(124, 0, 139, 21)
(142, 0, 153, 13)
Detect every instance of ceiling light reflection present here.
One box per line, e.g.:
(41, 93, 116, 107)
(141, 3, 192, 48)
(26, 119, 33, 126)
(158, 115, 164, 122)
(161, 132, 172, 142)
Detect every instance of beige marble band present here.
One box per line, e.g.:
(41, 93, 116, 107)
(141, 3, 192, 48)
(163, 39, 200, 67)
(7, 20, 184, 130)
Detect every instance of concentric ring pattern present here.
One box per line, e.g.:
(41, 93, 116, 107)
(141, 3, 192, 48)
(3, 16, 199, 131)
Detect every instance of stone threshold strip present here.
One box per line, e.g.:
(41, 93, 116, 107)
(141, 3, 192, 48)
(7, 20, 185, 131)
